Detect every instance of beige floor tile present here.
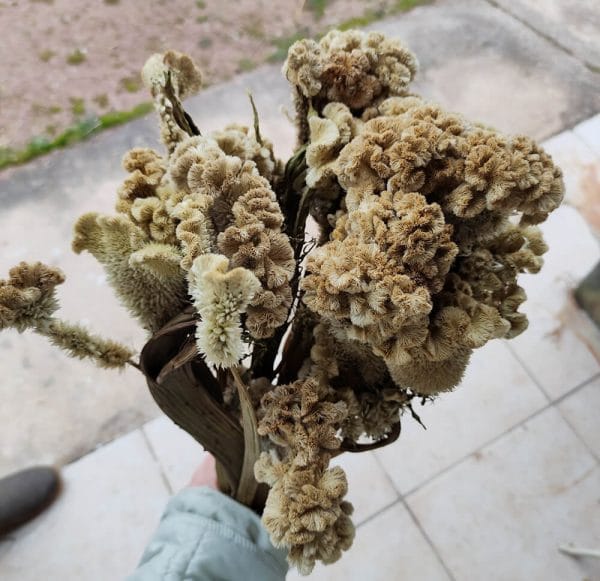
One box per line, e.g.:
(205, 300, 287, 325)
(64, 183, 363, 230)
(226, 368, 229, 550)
(0, 430, 170, 581)
(376, 340, 546, 494)
(542, 129, 600, 236)
(331, 450, 399, 525)
(573, 113, 600, 157)
(558, 377, 600, 459)
(143, 415, 399, 523)
(407, 408, 600, 581)
(286, 503, 451, 581)
(142, 415, 207, 492)
(509, 204, 600, 399)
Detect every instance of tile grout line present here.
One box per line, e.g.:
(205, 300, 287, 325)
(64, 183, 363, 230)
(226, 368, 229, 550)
(354, 498, 402, 529)
(139, 427, 174, 496)
(370, 451, 457, 580)
(552, 372, 600, 464)
(503, 340, 552, 403)
(402, 371, 600, 499)
(401, 497, 458, 581)
(483, 0, 600, 73)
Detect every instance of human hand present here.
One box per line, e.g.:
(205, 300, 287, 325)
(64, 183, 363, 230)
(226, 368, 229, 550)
(188, 453, 218, 489)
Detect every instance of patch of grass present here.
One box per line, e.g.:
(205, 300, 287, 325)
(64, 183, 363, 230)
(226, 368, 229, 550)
(306, 0, 328, 19)
(198, 37, 213, 49)
(195, 0, 206, 7)
(39, 49, 55, 62)
(70, 97, 85, 116)
(238, 58, 256, 72)
(337, 10, 383, 31)
(66, 49, 87, 65)
(93, 94, 110, 108)
(268, 30, 308, 63)
(120, 75, 142, 93)
(196, 14, 208, 23)
(104, 0, 119, 4)
(393, 0, 426, 11)
(0, 102, 153, 172)
(98, 102, 153, 128)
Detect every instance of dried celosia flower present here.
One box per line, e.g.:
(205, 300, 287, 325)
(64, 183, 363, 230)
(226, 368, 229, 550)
(309, 321, 408, 440)
(258, 377, 347, 465)
(254, 453, 355, 575)
(72, 213, 188, 331)
(301, 93, 563, 395)
(284, 30, 418, 117)
(0, 262, 133, 368)
(305, 102, 361, 190)
(142, 50, 202, 152)
(211, 123, 279, 182)
(188, 253, 260, 368)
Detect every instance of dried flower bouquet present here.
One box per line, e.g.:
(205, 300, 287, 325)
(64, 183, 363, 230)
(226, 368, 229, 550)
(0, 31, 564, 574)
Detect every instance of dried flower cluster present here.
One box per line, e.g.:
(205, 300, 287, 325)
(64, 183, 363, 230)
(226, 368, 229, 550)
(0, 262, 133, 368)
(0, 31, 564, 575)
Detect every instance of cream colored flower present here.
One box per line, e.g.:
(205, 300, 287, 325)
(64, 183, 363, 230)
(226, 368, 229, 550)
(188, 254, 260, 368)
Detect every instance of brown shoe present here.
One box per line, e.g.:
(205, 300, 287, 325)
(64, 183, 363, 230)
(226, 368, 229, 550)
(0, 466, 61, 535)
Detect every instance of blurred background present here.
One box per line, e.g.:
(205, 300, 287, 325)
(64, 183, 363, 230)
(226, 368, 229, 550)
(0, 0, 599, 579)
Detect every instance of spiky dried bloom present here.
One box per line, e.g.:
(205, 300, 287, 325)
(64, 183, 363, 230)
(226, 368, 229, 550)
(72, 213, 188, 331)
(255, 453, 355, 575)
(188, 254, 260, 368)
(284, 30, 418, 114)
(302, 95, 564, 395)
(0, 262, 133, 368)
(142, 50, 202, 152)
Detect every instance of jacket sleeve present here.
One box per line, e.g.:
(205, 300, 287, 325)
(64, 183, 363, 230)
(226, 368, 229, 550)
(128, 487, 288, 581)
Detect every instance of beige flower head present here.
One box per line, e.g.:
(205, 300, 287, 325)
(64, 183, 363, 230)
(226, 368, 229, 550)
(284, 30, 418, 112)
(188, 253, 260, 368)
(0, 262, 64, 331)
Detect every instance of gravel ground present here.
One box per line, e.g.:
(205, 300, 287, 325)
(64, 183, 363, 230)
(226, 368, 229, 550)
(0, 0, 412, 151)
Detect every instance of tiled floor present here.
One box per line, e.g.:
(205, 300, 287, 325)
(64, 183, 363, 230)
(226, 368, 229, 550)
(0, 117, 599, 580)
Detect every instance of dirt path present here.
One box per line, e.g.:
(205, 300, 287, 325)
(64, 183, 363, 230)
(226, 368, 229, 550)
(0, 0, 415, 154)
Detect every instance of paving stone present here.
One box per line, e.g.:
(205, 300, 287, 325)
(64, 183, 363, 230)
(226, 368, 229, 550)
(376, 340, 547, 494)
(286, 502, 451, 581)
(543, 129, 600, 236)
(509, 204, 600, 399)
(372, 0, 600, 140)
(329, 450, 399, 525)
(0, 431, 170, 581)
(407, 407, 600, 581)
(492, 0, 600, 70)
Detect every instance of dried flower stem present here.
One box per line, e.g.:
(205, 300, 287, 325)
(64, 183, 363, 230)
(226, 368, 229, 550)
(231, 366, 261, 505)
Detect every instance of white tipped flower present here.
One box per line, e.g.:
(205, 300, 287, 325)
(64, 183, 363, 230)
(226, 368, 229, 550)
(188, 254, 260, 368)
